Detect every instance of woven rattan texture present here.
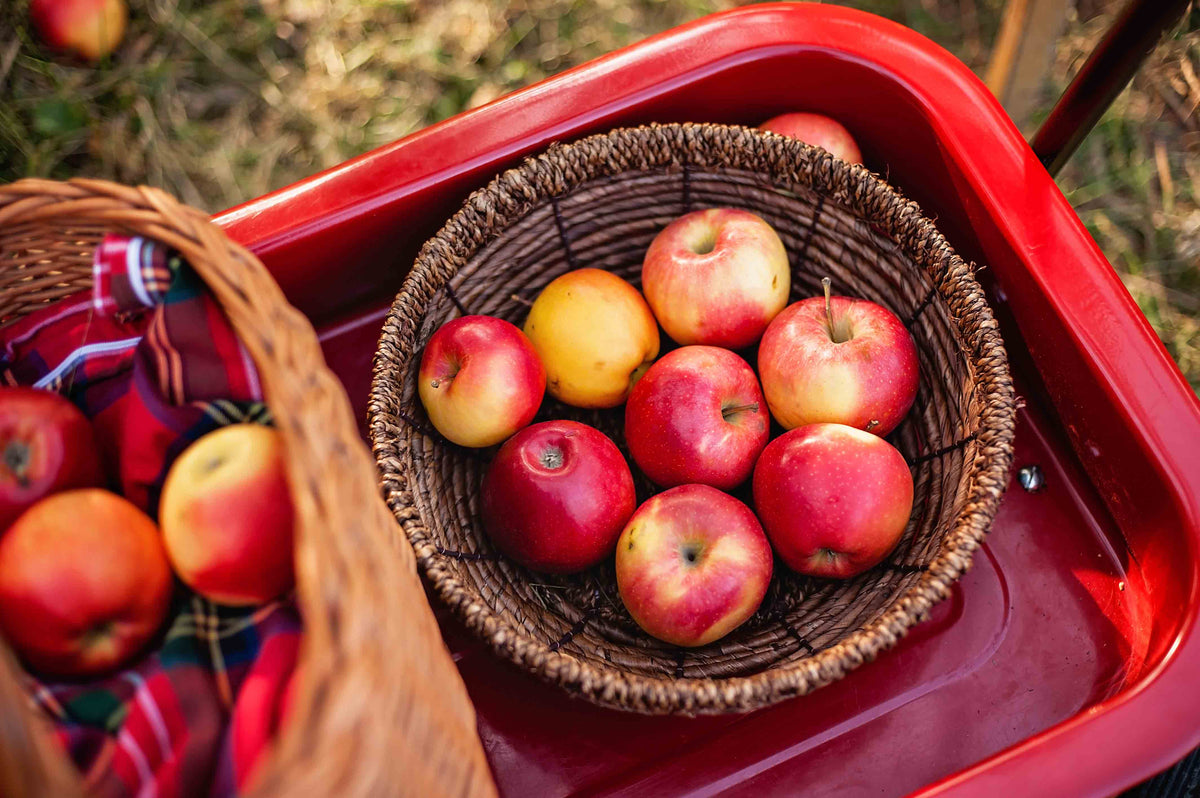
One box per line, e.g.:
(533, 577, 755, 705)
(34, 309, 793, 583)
(371, 123, 1016, 714)
(0, 179, 496, 798)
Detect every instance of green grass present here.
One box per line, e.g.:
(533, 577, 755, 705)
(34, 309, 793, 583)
(1, 0, 1196, 391)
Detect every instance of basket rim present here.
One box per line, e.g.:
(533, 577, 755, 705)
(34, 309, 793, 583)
(369, 122, 1017, 714)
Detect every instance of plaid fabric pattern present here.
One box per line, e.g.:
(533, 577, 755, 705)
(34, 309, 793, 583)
(34, 601, 301, 798)
(93, 235, 175, 316)
(1, 238, 297, 797)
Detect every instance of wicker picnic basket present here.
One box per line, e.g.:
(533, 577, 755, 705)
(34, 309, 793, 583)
(0, 179, 496, 797)
(370, 123, 1016, 715)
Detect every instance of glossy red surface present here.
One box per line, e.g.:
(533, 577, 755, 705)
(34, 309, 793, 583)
(214, 4, 1200, 795)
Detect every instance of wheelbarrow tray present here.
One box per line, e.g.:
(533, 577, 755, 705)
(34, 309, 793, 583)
(213, 5, 1200, 796)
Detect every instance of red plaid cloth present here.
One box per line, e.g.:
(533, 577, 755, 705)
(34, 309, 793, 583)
(1, 236, 299, 797)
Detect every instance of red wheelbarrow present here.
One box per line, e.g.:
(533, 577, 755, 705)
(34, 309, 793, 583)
(214, 4, 1200, 796)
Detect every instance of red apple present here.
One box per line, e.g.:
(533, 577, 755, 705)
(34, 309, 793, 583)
(758, 280, 919, 436)
(30, 0, 128, 62)
(753, 423, 913, 578)
(760, 112, 863, 164)
(641, 208, 790, 349)
(615, 484, 772, 647)
(160, 424, 295, 606)
(419, 315, 545, 448)
(231, 630, 302, 792)
(0, 489, 172, 677)
(625, 346, 768, 490)
(0, 387, 105, 530)
(481, 420, 635, 573)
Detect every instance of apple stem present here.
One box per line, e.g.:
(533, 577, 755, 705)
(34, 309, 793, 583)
(540, 446, 564, 470)
(721, 402, 760, 421)
(822, 277, 849, 344)
(79, 620, 115, 649)
(2, 441, 30, 488)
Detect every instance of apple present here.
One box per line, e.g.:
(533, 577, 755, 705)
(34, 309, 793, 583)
(160, 424, 295, 606)
(231, 630, 302, 792)
(753, 423, 913, 578)
(758, 279, 919, 436)
(0, 387, 105, 530)
(641, 208, 790, 349)
(30, 0, 128, 62)
(760, 112, 863, 165)
(523, 268, 660, 408)
(625, 345, 768, 490)
(0, 489, 172, 677)
(616, 484, 772, 647)
(418, 315, 545, 448)
(481, 420, 635, 573)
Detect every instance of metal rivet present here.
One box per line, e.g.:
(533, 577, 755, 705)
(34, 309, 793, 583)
(1017, 465, 1044, 493)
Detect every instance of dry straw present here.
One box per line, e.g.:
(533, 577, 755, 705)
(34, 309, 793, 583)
(0, 178, 496, 797)
(370, 123, 1017, 715)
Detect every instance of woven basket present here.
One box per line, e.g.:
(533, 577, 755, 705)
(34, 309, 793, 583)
(0, 179, 496, 797)
(370, 123, 1016, 715)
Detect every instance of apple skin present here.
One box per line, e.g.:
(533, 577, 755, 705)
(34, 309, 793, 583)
(642, 208, 790, 349)
(616, 484, 772, 647)
(231, 630, 301, 792)
(160, 424, 295, 606)
(760, 113, 863, 165)
(30, 0, 128, 62)
(753, 423, 913, 578)
(481, 420, 635, 574)
(0, 387, 105, 530)
(625, 345, 768, 490)
(757, 294, 919, 436)
(523, 268, 660, 409)
(418, 315, 546, 448)
(0, 489, 172, 678)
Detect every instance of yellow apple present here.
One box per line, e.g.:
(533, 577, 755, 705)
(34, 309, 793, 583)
(523, 268, 660, 408)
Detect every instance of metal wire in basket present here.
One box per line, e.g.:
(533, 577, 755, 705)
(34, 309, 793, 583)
(370, 123, 1017, 715)
(0, 178, 496, 797)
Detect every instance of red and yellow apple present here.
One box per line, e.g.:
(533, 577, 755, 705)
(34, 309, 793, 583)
(625, 345, 768, 490)
(160, 424, 295, 606)
(0, 387, 105, 530)
(481, 420, 635, 573)
(758, 280, 919, 435)
(0, 489, 172, 677)
(642, 208, 790, 349)
(523, 268, 660, 408)
(760, 112, 863, 165)
(616, 484, 772, 647)
(30, 0, 128, 62)
(418, 315, 545, 448)
(753, 423, 913, 578)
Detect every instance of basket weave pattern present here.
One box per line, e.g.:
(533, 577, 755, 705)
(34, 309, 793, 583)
(371, 124, 1016, 714)
(0, 179, 496, 797)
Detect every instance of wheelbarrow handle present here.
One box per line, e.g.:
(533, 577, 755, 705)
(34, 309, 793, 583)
(1030, 0, 1191, 177)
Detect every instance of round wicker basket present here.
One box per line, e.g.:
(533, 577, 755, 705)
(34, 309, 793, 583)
(0, 179, 495, 797)
(370, 123, 1017, 715)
